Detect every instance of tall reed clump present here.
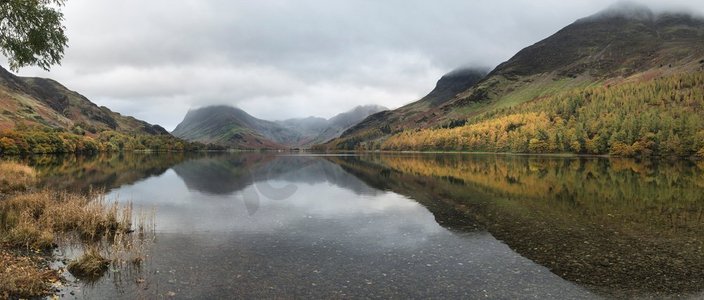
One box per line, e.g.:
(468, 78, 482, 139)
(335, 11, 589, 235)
(67, 207, 156, 282)
(67, 246, 110, 279)
(0, 190, 134, 249)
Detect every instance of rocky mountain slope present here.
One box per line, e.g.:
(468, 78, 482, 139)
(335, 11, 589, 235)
(0, 66, 168, 135)
(323, 3, 704, 150)
(171, 106, 293, 149)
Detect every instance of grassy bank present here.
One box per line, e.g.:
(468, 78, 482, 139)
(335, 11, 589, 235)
(0, 161, 151, 298)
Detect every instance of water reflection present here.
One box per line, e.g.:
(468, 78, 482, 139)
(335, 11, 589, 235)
(20, 152, 189, 192)
(26, 153, 704, 298)
(329, 154, 704, 297)
(95, 153, 594, 299)
(172, 154, 381, 196)
(119, 155, 447, 237)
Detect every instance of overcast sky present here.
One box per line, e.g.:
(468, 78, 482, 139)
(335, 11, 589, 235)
(7, 0, 704, 130)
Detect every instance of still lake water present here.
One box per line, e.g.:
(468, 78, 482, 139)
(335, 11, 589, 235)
(24, 153, 704, 299)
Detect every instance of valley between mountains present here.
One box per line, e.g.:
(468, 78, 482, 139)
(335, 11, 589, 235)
(1, 3, 703, 157)
(3, 2, 704, 299)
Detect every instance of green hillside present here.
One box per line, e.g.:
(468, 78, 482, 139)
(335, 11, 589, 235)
(0, 65, 213, 155)
(0, 66, 168, 135)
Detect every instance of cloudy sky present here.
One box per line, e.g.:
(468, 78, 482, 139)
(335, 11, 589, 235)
(7, 0, 704, 130)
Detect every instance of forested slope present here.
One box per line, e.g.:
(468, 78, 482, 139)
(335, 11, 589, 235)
(382, 71, 704, 157)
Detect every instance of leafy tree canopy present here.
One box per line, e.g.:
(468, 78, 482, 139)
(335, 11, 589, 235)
(0, 0, 67, 71)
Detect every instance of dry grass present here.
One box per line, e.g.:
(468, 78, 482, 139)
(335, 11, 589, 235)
(0, 162, 154, 298)
(67, 247, 110, 280)
(0, 161, 36, 194)
(0, 250, 59, 299)
(0, 190, 133, 249)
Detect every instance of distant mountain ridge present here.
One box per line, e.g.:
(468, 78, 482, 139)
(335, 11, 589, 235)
(172, 104, 387, 149)
(278, 104, 389, 145)
(0, 66, 168, 135)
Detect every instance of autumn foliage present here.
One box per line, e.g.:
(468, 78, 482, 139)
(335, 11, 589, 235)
(0, 128, 221, 155)
(382, 72, 704, 157)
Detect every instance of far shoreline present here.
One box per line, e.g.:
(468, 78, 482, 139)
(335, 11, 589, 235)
(1, 148, 701, 161)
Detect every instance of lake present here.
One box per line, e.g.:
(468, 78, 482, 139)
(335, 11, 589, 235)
(21, 153, 704, 299)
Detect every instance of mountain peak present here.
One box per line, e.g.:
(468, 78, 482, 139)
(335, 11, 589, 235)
(187, 104, 242, 113)
(442, 67, 490, 79)
(349, 104, 388, 114)
(489, 2, 704, 79)
(419, 68, 488, 106)
(590, 1, 654, 21)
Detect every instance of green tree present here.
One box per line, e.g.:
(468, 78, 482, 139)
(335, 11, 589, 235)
(0, 0, 68, 71)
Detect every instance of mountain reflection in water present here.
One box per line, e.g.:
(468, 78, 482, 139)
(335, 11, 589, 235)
(28, 153, 704, 299)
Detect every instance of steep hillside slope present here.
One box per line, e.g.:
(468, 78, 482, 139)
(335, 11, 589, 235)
(0, 66, 168, 135)
(324, 4, 704, 150)
(383, 71, 704, 156)
(323, 68, 487, 149)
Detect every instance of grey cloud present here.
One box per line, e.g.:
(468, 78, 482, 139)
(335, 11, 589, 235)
(9, 0, 704, 130)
